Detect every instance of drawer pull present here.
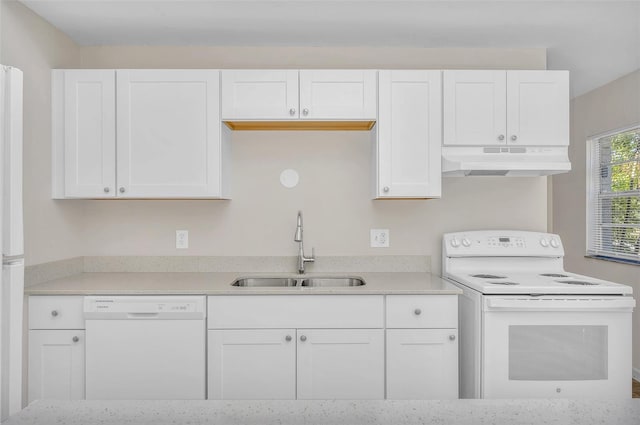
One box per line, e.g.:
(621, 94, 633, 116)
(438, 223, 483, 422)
(449, 334, 456, 341)
(285, 335, 292, 342)
(300, 335, 307, 342)
(72, 336, 79, 343)
(414, 308, 422, 316)
(51, 310, 59, 317)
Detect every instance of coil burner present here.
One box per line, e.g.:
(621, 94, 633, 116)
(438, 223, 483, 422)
(472, 274, 506, 279)
(556, 280, 599, 286)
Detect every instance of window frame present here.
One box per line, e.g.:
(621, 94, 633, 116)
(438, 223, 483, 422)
(586, 124, 640, 265)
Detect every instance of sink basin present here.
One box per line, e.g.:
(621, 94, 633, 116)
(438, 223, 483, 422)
(231, 277, 298, 287)
(301, 277, 365, 287)
(231, 276, 366, 288)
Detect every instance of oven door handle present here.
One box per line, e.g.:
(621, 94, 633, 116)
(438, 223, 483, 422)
(486, 297, 636, 312)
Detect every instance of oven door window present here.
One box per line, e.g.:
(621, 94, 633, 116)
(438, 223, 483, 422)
(509, 325, 608, 381)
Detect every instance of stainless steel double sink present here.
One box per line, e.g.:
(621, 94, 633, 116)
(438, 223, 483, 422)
(231, 276, 365, 288)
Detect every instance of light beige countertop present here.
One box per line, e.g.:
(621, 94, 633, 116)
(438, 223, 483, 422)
(6, 399, 640, 425)
(24, 272, 461, 295)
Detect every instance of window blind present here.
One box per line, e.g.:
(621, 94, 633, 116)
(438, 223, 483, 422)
(587, 127, 640, 263)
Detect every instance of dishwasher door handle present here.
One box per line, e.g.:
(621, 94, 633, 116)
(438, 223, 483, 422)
(127, 313, 160, 319)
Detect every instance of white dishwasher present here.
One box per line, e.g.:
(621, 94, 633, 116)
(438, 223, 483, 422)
(84, 296, 206, 400)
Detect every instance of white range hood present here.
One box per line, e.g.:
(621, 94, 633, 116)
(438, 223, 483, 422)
(442, 146, 571, 176)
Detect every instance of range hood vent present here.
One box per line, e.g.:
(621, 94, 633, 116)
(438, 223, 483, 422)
(442, 146, 571, 177)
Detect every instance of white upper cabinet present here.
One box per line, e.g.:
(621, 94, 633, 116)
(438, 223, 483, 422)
(443, 70, 507, 146)
(116, 70, 223, 198)
(443, 70, 569, 146)
(221, 70, 299, 120)
(53, 70, 116, 198)
(299, 70, 377, 120)
(221, 69, 377, 121)
(53, 69, 229, 199)
(375, 70, 442, 199)
(506, 71, 569, 146)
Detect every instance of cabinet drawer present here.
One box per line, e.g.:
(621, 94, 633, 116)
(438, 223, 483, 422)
(386, 295, 457, 328)
(29, 296, 85, 330)
(208, 295, 383, 329)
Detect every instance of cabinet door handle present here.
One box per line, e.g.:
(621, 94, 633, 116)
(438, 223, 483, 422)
(72, 336, 79, 343)
(449, 334, 456, 341)
(103, 187, 110, 193)
(414, 308, 422, 316)
(497, 134, 505, 141)
(302, 108, 309, 116)
(300, 335, 307, 342)
(511, 135, 518, 142)
(51, 310, 59, 317)
(119, 187, 126, 193)
(285, 335, 292, 342)
(383, 186, 390, 193)
(289, 108, 296, 116)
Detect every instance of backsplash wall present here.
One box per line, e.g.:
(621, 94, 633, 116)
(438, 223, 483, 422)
(80, 132, 547, 276)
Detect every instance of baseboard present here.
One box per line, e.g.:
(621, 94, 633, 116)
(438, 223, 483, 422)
(633, 367, 640, 382)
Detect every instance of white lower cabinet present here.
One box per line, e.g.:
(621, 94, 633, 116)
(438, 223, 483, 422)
(28, 330, 85, 401)
(206, 295, 386, 400)
(208, 328, 384, 400)
(28, 296, 86, 402)
(297, 329, 384, 400)
(385, 295, 459, 399)
(386, 329, 458, 399)
(208, 329, 296, 400)
(28, 294, 458, 401)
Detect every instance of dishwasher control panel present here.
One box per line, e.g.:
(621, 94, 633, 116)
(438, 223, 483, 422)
(84, 296, 206, 319)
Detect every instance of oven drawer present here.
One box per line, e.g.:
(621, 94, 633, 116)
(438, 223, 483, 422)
(386, 295, 457, 328)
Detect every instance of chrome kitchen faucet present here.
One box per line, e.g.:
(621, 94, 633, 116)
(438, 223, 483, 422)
(294, 211, 315, 274)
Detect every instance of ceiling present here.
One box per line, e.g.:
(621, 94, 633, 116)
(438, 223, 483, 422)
(17, 0, 640, 97)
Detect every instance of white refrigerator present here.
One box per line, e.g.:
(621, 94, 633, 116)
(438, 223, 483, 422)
(0, 65, 24, 422)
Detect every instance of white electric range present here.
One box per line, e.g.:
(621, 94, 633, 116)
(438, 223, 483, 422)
(442, 230, 635, 399)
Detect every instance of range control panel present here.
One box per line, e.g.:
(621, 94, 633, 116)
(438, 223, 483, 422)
(443, 230, 564, 257)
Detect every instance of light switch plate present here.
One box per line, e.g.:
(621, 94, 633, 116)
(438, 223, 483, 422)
(176, 230, 189, 249)
(370, 229, 389, 248)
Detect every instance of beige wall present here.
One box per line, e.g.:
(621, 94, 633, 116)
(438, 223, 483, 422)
(552, 69, 640, 372)
(0, 0, 83, 265)
(76, 46, 548, 275)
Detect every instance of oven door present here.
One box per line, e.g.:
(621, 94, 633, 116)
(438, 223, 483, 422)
(482, 296, 634, 399)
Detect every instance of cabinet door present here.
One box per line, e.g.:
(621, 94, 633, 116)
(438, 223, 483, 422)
(386, 329, 458, 399)
(28, 330, 85, 401)
(297, 329, 384, 399)
(116, 70, 221, 198)
(376, 70, 441, 198)
(443, 70, 507, 146)
(506, 70, 569, 146)
(221, 70, 299, 120)
(299, 70, 377, 120)
(60, 70, 116, 198)
(208, 329, 296, 400)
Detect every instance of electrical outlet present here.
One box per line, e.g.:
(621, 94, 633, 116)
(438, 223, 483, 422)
(176, 230, 189, 249)
(370, 229, 390, 248)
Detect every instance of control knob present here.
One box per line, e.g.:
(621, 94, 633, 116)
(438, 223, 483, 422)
(462, 238, 471, 247)
(540, 238, 549, 247)
(450, 238, 460, 248)
(550, 239, 560, 248)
